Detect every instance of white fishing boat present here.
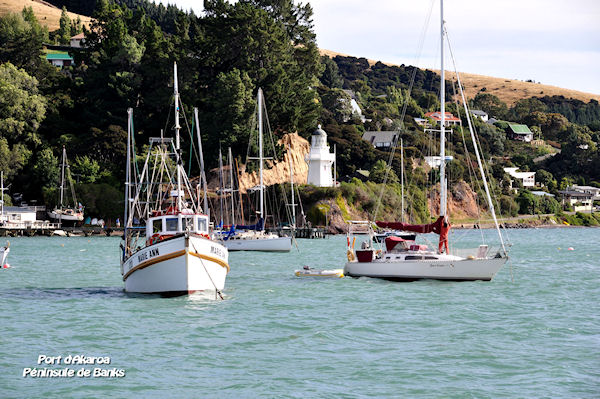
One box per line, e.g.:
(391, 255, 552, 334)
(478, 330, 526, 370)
(216, 88, 292, 252)
(121, 63, 229, 296)
(344, 0, 509, 281)
(47, 147, 84, 226)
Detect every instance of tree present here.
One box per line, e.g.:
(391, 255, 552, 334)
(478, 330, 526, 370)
(319, 55, 343, 88)
(369, 159, 398, 184)
(31, 147, 60, 190)
(58, 6, 71, 44)
(0, 137, 31, 182)
(0, 62, 46, 145)
(0, 8, 49, 73)
(471, 93, 508, 119)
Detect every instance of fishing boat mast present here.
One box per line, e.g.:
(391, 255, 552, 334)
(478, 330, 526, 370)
(173, 62, 183, 212)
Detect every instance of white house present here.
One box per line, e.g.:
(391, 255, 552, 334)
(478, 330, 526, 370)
(557, 190, 593, 212)
(470, 110, 488, 122)
(305, 125, 335, 187)
(504, 167, 535, 188)
(571, 185, 600, 200)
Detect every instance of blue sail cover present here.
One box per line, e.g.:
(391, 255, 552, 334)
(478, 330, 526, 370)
(236, 218, 264, 231)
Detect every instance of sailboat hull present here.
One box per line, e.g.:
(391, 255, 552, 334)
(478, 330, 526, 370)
(222, 235, 292, 252)
(344, 256, 508, 281)
(47, 210, 84, 226)
(122, 234, 229, 295)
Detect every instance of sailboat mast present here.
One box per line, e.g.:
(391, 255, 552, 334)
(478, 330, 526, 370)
(123, 108, 133, 260)
(194, 108, 209, 218)
(173, 62, 183, 212)
(60, 146, 66, 208)
(401, 138, 405, 222)
(288, 145, 296, 229)
(258, 88, 264, 229)
(1, 171, 4, 219)
(439, 0, 447, 217)
(228, 147, 235, 227)
(218, 146, 224, 226)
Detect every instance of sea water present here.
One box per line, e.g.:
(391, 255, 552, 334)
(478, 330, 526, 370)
(0, 228, 598, 398)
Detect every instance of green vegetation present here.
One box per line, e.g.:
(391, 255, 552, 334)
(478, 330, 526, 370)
(0, 1, 598, 225)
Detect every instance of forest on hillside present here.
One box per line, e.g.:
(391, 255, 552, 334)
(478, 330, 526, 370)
(0, 0, 599, 223)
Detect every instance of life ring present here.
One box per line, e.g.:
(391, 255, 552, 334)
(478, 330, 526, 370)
(347, 249, 356, 262)
(148, 233, 160, 246)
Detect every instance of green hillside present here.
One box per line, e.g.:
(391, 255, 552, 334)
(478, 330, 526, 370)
(0, 0, 598, 225)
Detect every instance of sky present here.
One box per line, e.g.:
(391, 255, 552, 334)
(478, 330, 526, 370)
(155, 0, 600, 95)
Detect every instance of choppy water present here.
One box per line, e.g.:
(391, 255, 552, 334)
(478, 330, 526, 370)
(0, 228, 598, 398)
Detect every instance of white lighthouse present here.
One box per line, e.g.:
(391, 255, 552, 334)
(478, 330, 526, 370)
(305, 125, 335, 187)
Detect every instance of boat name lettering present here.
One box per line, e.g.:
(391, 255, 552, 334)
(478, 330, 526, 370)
(210, 245, 225, 258)
(429, 264, 446, 267)
(138, 248, 160, 263)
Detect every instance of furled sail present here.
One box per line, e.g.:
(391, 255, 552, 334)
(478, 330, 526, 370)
(376, 216, 450, 253)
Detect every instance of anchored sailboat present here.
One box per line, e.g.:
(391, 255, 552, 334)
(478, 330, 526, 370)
(120, 63, 229, 296)
(47, 146, 84, 226)
(344, 0, 509, 281)
(215, 88, 292, 252)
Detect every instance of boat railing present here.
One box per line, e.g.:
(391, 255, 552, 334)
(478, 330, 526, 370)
(451, 245, 502, 259)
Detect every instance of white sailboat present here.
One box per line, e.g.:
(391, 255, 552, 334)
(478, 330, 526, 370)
(217, 88, 292, 252)
(344, 0, 509, 281)
(120, 63, 229, 296)
(47, 146, 84, 226)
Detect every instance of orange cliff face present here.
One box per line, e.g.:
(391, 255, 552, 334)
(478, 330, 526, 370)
(237, 133, 311, 193)
(207, 133, 311, 194)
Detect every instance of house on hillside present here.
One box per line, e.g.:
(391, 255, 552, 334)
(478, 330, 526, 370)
(414, 117, 430, 128)
(504, 167, 535, 189)
(424, 111, 461, 127)
(46, 53, 73, 68)
(557, 190, 593, 212)
(362, 131, 398, 149)
(507, 123, 533, 142)
(70, 32, 85, 48)
(470, 110, 488, 122)
(570, 185, 600, 200)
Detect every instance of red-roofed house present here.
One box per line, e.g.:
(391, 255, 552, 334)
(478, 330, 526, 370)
(425, 111, 461, 127)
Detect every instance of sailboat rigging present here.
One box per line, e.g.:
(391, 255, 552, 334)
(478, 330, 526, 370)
(344, 0, 509, 281)
(47, 146, 84, 226)
(120, 62, 229, 296)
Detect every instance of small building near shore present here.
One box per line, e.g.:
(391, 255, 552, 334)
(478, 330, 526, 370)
(470, 109, 488, 122)
(425, 111, 461, 127)
(2, 206, 37, 225)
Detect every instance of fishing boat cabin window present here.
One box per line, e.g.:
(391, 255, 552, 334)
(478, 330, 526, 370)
(153, 218, 162, 233)
(197, 217, 207, 233)
(166, 218, 178, 232)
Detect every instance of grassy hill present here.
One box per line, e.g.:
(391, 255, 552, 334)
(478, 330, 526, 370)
(320, 49, 600, 105)
(1, 1, 596, 105)
(0, 0, 91, 31)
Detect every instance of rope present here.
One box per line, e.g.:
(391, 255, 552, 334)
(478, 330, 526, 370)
(191, 241, 224, 300)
